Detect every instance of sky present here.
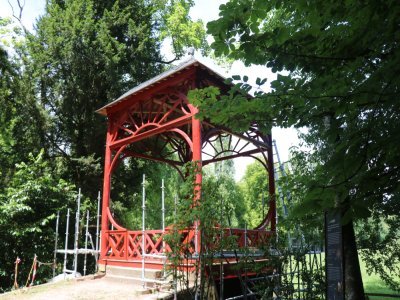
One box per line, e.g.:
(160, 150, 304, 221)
(0, 0, 300, 180)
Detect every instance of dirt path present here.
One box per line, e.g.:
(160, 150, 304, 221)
(0, 277, 172, 300)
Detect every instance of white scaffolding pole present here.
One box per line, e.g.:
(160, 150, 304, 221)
(83, 210, 89, 276)
(95, 191, 100, 272)
(244, 223, 248, 299)
(161, 179, 165, 239)
(63, 208, 70, 279)
(53, 211, 60, 278)
(141, 174, 146, 289)
(161, 179, 166, 278)
(73, 188, 81, 277)
(96, 191, 100, 252)
(54, 190, 102, 279)
(219, 196, 224, 300)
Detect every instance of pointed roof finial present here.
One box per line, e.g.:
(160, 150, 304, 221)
(187, 47, 195, 57)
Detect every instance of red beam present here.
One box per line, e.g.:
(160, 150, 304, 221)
(100, 128, 112, 259)
(192, 113, 202, 254)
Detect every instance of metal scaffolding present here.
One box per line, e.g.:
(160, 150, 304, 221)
(53, 189, 101, 279)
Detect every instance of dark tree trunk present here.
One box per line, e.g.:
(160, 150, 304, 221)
(342, 220, 365, 300)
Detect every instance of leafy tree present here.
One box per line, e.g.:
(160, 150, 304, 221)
(189, 0, 400, 297)
(202, 135, 247, 228)
(155, 0, 209, 60)
(25, 0, 207, 200)
(0, 18, 47, 190)
(0, 150, 76, 291)
(356, 213, 400, 292)
(0, 40, 15, 185)
(110, 158, 180, 230)
(203, 172, 245, 228)
(239, 160, 268, 228)
(0, 19, 62, 291)
(165, 162, 245, 298)
(27, 0, 164, 196)
(212, 136, 235, 176)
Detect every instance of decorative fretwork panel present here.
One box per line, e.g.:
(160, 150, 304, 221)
(110, 89, 193, 147)
(103, 226, 272, 261)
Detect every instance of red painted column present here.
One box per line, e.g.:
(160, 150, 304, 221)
(100, 127, 112, 259)
(191, 107, 202, 254)
(267, 135, 276, 232)
(192, 114, 202, 189)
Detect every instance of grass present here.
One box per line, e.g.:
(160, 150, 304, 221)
(299, 251, 399, 298)
(360, 256, 400, 298)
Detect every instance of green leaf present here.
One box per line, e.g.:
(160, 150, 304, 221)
(232, 75, 241, 80)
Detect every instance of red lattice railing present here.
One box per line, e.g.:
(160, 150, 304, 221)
(103, 227, 273, 261)
(229, 228, 273, 248)
(104, 229, 171, 260)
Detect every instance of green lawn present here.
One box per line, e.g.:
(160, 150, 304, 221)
(360, 256, 400, 299)
(301, 251, 399, 298)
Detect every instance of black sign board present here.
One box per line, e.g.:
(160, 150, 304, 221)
(325, 212, 344, 300)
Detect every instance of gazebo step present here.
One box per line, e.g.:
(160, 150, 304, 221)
(105, 265, 163, 279)
(105, 274, 172, 286)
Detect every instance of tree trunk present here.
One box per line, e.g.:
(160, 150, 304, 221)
(342, 220, 365, 300)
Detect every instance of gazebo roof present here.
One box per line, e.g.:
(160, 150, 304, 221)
(96, 57, 227, 116)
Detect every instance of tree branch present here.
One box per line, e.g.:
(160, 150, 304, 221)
(317, 80, 391, 190)
(154, 56, 180, 64)
(7, 0, 29, 35)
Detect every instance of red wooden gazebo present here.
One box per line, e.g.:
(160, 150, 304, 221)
(96, 58, 276, 272)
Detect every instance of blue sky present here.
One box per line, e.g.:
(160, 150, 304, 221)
(0, 0, 224, 30)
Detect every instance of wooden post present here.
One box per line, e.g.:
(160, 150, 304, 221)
(101, 128, 112, 259)
(191, 106, 202, 255)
